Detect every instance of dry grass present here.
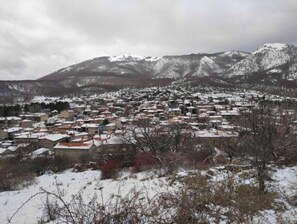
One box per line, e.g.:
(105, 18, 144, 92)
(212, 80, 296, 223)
(0, 161, 36, 192)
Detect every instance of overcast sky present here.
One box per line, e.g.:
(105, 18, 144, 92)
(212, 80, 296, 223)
(1, 0, 297, 80)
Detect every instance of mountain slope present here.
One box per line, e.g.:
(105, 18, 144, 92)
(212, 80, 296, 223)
(39, 52, 248, 83)
(226, 43, 297, 83)
(1, 43, 297, 103)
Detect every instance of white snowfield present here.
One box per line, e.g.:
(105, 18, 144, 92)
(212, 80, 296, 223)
(0, 166, 297, 224)
(0, 170, 170, 224)
(108, 55, 160, 62)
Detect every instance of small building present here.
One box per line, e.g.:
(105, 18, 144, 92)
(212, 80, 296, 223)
(196, 105, 214, 114)
(39, 134, 70, 149)
(81, 123, 99, 135)
(193, 130, 238, 146)
(102, 110, 112, 118)
(60, 110, 76, 120)
(54, 141, 95, 162)
(5, 127, 23, 139)
(220, 110, 241, 119)
(105, 123, 116, 131)
(14, 132, 43, 144)
(20, 119, 34, 129)
(30, 148, 51, 159)
(168, 108, 182, 117)
(96, 136, 136, 166)
(0, 130, 8, 140)
(34, 113, 49, 122)
(5, 117, 22, 127)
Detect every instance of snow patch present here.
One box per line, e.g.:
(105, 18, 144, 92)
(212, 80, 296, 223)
(222, 50, 250, 58)
(253, 43, 288, 55)
(108, 54, 160, 62)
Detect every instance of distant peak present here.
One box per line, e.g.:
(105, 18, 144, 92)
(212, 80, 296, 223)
(108, 54, 160, 62)
(253, 43, 290, 54)
(263, 43, 288, 48)
(222, 50, 250, 57)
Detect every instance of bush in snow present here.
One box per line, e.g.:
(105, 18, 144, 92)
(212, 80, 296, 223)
(0, 160, 35, 192)
(132, 152, 159, 172)
(100, 159, 121, 179)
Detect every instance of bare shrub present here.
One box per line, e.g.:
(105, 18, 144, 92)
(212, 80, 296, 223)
(184, 145, 214, 169)
(0, 161, 35, 192)
(79, 153, 92, 164)
(8, 170, 282, 224)
(157, 173, 279, 223)
(50, 155, 72, 172)
(42, 195, 59, 222)
(100, 159, 121, 179)
(30, 157, 51, 176)
(133, 152, 158, 172)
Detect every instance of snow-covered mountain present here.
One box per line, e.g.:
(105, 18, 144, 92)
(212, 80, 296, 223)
(1, 43, 297, 103)
(41, 43, 297, 84)
(40, 51, 248, 82)
(226, 43, 297, 81)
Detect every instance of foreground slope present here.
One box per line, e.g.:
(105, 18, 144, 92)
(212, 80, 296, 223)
(1, 167, 297, 224)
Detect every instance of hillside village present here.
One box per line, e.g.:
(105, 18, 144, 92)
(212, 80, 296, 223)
(2, 0, 297, 222)
(1, 85, 297, 223)
(0, 86, 271, 162)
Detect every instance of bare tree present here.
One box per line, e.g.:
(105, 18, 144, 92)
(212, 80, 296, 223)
(238, 105, 297, 193)
(124, 120, 193, 166)
(219, 137, 239, 164)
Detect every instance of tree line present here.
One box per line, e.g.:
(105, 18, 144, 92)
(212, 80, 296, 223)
(0, 102, 69, 117)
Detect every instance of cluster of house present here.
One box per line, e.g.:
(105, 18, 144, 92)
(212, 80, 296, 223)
(0, 86, 271, 162)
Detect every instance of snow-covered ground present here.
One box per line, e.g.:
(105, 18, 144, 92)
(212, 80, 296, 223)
(0, 170, 170, 224)
(0, 166, 297, 224)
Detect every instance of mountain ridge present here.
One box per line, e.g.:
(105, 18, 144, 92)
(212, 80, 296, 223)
(39, 50, 250, 81)
(1, 43, 297, 103)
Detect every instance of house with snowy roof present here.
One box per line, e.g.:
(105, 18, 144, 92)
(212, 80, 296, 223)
(54, 140, 95, 161)
(14, 132, 45, 144)
(29, 147, 51, 159)
(81, 123, 99, 135)
(94, 135, 136, 166)
(20, 119, 34, 129)
(60, 110, 76, 120)
(192, 129, 238, 146)
(39, 134, 70, 149)
(33, 113, 49, 122)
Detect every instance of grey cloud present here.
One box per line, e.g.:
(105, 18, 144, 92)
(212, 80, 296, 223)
(0, 0, 297, 80)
